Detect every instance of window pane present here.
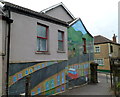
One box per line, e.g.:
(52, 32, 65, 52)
(37, 38, 47, 51)
(96, 59, 104, 65)
(37, 38, 40, 51)
(95, 47, 100, 52)
(58, 41, 63, 51)
(37, 25, 47, 38)
(40, 39, 47, 51)
(58, 31, 63, 40)
(110, 45, 113, 53)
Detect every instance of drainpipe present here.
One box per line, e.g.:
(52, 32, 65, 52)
(5, 7, 13, 96)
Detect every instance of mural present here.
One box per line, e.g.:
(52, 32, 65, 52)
(68, 20, 93, 58)
(66, 68, 79, 80)
(8, 19, 94, 95)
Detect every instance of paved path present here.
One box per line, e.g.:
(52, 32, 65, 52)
(61, 73, 115, 96)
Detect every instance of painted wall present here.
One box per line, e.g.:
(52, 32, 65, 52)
(0, 20, 2, 56)
(8, 19, 94, 95)
(68, 20, 94, 58)
(0, 19, 7, 96)
(10, 12, 68, 63)
(67, 20, 94, 86)
(44, 6, 73, 22)
(0, 56, 2, 96)
(0, 18, 2, 96)
(8, 60, 92, 95)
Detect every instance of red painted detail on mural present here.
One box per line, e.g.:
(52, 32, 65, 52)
(68, 73, 78, 79)
(67, 68, 79, 79)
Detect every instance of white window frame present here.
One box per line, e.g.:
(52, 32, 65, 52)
(95, 59, 104, 66)
(94, 46, 100, 53)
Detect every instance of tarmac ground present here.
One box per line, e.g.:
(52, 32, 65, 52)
(60, 73, 115, 96)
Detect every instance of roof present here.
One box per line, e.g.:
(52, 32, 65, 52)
(41, 2, 75, 19)
(68, 18, 79, 26)
(94, 35, 120, 45)
(68, 18, 93, 38)
(2, 1, 68, 27)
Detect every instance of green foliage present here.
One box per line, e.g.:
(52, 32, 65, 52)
(117, 82, 120, 88)
(68, 27, 83, 43)
(67, 26, 93, 58)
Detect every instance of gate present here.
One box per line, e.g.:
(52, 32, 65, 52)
(90, 62, 98, 83)
(110, 58, 120, 97)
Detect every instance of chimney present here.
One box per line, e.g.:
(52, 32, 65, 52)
(112, 34, 117, 43)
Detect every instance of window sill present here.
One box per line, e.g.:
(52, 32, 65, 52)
(98, 65, 104, 66)
(95, 52, 100, 54)
(57, 50, 66, 53)
(83, 52, 87, 54)
(35, 51, 50, 55)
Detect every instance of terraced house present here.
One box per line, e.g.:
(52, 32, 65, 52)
(94, 35, 120, 72)
(0, 1, 94, 96)
(0, 1, 68, 96)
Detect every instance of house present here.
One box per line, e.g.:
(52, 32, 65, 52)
(0, 1, 68, 96)
(41, 2, 75, 22)
(41, 2, 94, 94)
(94, 35, 120, 72)
(0, 1, 94, 96)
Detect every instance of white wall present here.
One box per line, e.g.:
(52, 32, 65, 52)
(0, 18, 7, 96)
(45, 6, 73, 22)
(0, 18, 3, 96)
(0, 56, 2, 96)
(10, 12, 68, 63)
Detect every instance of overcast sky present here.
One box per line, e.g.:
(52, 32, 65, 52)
(4, 0, 119, 41)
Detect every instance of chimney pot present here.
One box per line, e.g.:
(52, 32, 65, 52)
(112, 34, 117, 43)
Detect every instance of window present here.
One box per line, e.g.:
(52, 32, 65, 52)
(95, 46, 100, 53)
(58, 30, 64, 51)
(82, 38, 86, 53)
(110, 45, 113, 53)
(37, 23, 48, 52)
(95, 59, 104, 66)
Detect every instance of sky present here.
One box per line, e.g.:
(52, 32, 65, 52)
(4, 0, 119, 41)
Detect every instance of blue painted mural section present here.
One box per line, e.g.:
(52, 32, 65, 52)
(72, 21, 87, 35)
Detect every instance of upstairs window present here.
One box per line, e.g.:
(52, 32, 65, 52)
(95, 46, 100, 53)
(58, 30, 64, 51)
(37, 23, 48, 52)
(82, 38, 86, 53)
(110, 45, 113, 53)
